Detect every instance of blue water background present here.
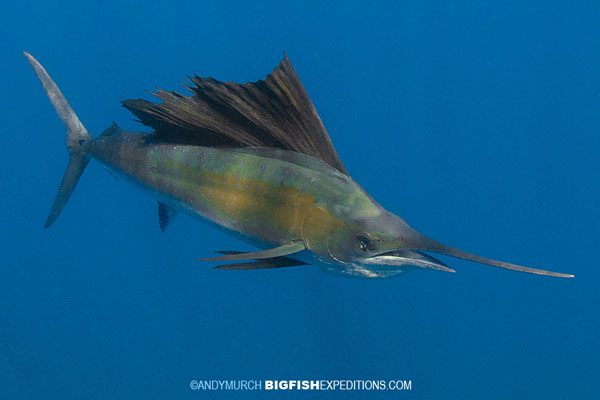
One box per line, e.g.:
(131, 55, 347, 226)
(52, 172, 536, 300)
(1, 1, 598, 398)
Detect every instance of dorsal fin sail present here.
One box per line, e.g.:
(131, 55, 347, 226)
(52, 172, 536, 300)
(122, 55, 347, 174)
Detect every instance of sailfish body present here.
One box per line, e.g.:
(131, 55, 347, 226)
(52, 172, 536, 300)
(25, 51, 573, 279)
(92, 131, 378, 254)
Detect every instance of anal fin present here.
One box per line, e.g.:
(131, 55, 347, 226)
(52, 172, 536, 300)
(158, 202, 177, 232)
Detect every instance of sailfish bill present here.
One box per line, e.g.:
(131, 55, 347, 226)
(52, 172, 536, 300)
(412, 236, 574, 278)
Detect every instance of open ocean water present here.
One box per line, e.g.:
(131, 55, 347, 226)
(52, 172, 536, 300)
(1, 1, 598, 399)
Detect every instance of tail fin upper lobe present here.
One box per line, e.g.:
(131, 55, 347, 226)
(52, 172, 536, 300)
(24, 52, 91, 228)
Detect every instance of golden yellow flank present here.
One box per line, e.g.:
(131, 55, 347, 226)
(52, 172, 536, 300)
(301, 203, 345, 244)
(192, 168, 345, 243)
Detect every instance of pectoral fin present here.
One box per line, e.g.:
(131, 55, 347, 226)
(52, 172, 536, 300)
(200, 242, 305, 262)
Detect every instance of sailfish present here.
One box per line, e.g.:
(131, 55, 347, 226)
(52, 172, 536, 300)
(24, 51, 573, 279)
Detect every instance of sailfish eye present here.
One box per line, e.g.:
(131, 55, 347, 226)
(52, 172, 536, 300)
(357, 235, 371, 251)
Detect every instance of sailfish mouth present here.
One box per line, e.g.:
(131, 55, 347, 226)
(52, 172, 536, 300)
(361, 250, 456, 273)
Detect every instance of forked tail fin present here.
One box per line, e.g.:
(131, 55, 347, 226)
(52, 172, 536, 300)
(24, 52, 91, 228)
